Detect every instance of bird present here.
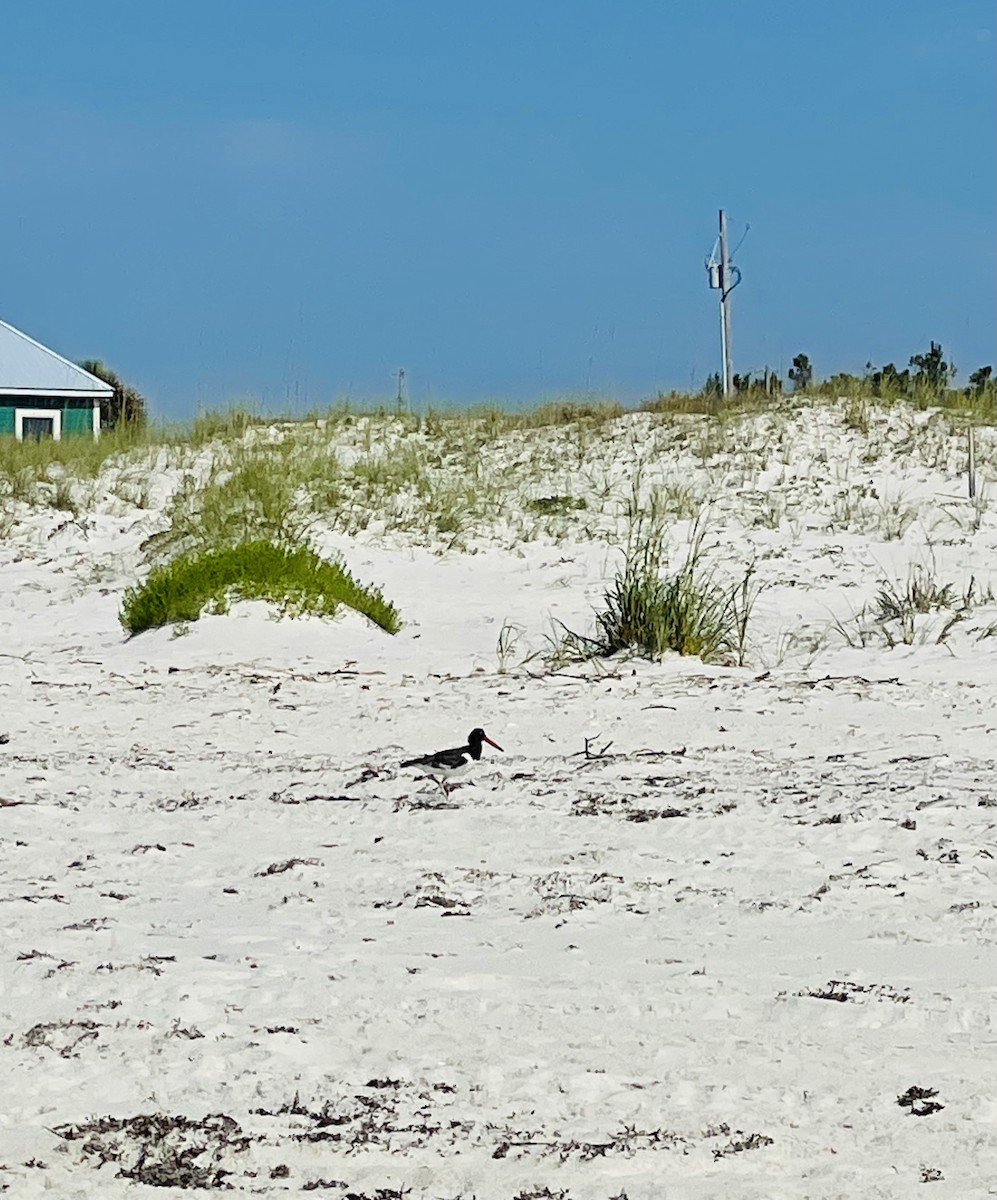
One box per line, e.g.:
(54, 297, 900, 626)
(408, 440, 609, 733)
(400, 728, 503, 792)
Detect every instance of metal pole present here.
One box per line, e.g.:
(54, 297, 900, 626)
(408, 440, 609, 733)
(719, 209, 732, 398)
(719, 298, 730, 400)
(968, 421, 977, 500)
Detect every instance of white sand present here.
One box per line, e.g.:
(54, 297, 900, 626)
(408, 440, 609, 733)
(1, 404, 996, 1198)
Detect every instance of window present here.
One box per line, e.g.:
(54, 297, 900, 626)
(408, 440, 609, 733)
(15, 408, 62, 442)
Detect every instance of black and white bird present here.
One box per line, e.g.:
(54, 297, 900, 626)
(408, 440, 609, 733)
(400, 727, 503, 791)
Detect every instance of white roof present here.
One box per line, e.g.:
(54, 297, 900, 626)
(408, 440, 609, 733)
(0, 318, 113, 398)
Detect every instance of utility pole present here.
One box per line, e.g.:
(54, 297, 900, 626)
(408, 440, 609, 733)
(706, 209, 742, 401)
(719, 209, 733, 398)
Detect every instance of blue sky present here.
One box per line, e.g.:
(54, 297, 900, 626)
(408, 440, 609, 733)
(1, 1, 993, 418)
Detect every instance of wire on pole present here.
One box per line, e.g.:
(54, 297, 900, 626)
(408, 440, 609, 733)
(705, 209, 743, 401)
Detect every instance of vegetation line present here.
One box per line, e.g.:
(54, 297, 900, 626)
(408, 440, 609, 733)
(119, 541, 401, 637)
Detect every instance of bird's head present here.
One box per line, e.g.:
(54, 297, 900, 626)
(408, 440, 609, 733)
(469, 728, 503, 754)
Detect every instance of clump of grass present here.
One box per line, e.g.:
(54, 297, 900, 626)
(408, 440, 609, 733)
(141, 442, 316, 562)
(875, 492, 919, 540)
(351, 442, 426, 496)
(592, 531, 755, 664)
(2, 465, 39, 505)
(842, 396, 871, 434)
(524, 399, 625, 427)
(189, 405, 261, 446)
(641, 388, 788, 417)
(0, 422, 157, 513)
(834, 561, 993, 649)
(873, 565, 955, 624)
(549, 500, 756, 665)
(526, 495, 587, 515)
(120, 540, 400, 636)
(51, 476, 82, 515)
(496, 620, 525, 672)
(872, 566, 991, 647)
(641, 390, 718, 415)
(656, 481, 706, 521)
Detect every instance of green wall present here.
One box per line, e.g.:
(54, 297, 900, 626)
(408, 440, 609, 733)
(0, 396, 98, 438)
(63, 406, 95, 436)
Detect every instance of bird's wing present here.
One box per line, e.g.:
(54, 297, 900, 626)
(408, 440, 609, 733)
(402, 744, 467, 769)
(400, 754, 432, 768)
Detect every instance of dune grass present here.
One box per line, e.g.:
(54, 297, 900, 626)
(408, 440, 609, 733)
(120, 540, 401, 636)
(3, 392, 994, 560)
(0, 423, 155, 501)
(591, 525, 756, 665)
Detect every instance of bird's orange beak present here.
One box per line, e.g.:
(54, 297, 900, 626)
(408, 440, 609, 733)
(484, 735, 504, 752)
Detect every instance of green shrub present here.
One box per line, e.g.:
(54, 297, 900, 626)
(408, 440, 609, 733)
(591, 527, 755, 664)
(120, 540, 400, 636)
(526, 495, 587, 515)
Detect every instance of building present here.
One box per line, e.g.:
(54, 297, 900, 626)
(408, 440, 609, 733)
(0, 318, 113, 441)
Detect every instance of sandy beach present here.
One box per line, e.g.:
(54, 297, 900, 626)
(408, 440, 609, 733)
(2, 401, 995, 1198)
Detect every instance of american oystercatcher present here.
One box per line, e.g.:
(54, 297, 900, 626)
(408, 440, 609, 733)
(400, 728, 503, 791)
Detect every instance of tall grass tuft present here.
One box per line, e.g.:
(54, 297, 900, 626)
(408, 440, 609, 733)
(189, 406, 261, 446)
(593, 530, 754, 663)
(834, 561, 993, 649)
(120, 540, 400, 636)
